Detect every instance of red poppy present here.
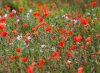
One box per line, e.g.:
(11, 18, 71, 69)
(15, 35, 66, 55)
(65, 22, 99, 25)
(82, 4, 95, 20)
(23, 23, 28, 28)
(16, 48, 21, 52)
(86, 41, 90, 46)
(77, 66, 83, 73)
(38, 17, 43, 22)
(27, 65, 33, 73)
(71, 45, 77, 50)
(80, 18, 88, 25)
(0, 56, 2, 60)
(44, 26, 52, 32)
(73, 35, 82, 43)
(85, 36, 92, 42)
(37, 65, 43, 69)
(32, 62, 37, 66)
(12, 29, 17, 34)
(84, 3, 88, 8)
(67, 30, 73, 35)
(19, 7, 25, 12)
(42, 4, 47, 9)
(75, 0, 79, 3)
(36, 3, 40, 7)
(9, 13, 14, 18)
(78, 14, 82, 18)
(52, 51, 59, 60)
(61, 29, 66, 34)
(66, 14, 71, 18)
(47, 56, 51, 60)
(43, 12, 48, 17)
(51, 35, 55, 40)
(51, 2, 55, 7)
(32, 27, 36, 32)
(0, 31, 8, 37)
(58, 41, 64, 49)
(33, 12, 40, 16)
(0, 23, 6, 30)
(68, 22, 73, 27)
(39, 59, 45, 65)
(56, 27, 60, 32)
(66, 51, 72, 57)
(80, 45, 85, 49)
(0, 11, 2, 15)
(92, 1, 97, 7)
(22, 57, 28, 62)
(40, 22, 46, 26)
(0, 17, 6, 22)
(10, 56, 15, 60)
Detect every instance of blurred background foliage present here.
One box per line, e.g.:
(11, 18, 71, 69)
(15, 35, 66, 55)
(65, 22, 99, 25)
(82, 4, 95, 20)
(0, 0, 100, 13)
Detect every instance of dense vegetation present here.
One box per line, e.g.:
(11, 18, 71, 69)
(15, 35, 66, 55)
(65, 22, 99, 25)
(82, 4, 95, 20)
(0, 0, 100, 73)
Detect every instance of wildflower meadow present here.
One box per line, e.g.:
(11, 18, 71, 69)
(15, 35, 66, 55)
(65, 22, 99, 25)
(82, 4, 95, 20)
(0, 0, 100, 73)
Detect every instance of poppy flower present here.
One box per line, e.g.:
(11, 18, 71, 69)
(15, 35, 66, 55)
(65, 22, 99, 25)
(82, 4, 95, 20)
(36, 3, 40, 7)
(5, 4, 10, 10)
(0, 31, 8, 37)
(80, 18, 88, 25)
(23, 23, 28, 28)
(92, 1, 97, 7)
(9, 13, 14, 18)
(78, 14, 82, 18)
(75, 0, 79, 3)
(67, 30, 73, 35)
(38, 17, 43, 22)
(85, 36, 92, 42)
(42, 4, 47, 9)
(84, 3, 88, 8)
(10, 56, 15, 60)
(0, 56, 2, 60)
(77, 66, 83, 73)
(39, 59, 45, 65)
(47, 56, 51, 60)
(51, 35, 55, 40)
(19, 7, 25, 12)
(32, 62, 37, 66)
(43, 12, 48, 17)
(27, 65, 33, 73)
(66, 14, 71, 18)
(33, 12, 39, 16)
(40, 22, 46, 26)
(0, 23, 6, 30)
(44, 26, 52, 32)
(66, 51, 72, 57)
(73, 35, 82, 43)
(0, 11, 2, 15)
(61, 29, 66, 34)
(51, 2, 55, 7)
(71, 45, 77, 50)
(0, 17, 6, 22)
(37, 65, 43, 69)
(52, 51, 59, 60)
(22, 57, 28, 62)
(58, 41, 64, 49)
(12, 29, 17, 34)
(86, 41, 90, 46)
(56, 27, 60, 32)
(15, 48, 21, 52)
(80, 45, 85, 49)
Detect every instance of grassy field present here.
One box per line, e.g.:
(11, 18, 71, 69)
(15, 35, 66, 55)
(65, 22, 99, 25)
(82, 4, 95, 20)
(0, 0, 100, 73)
